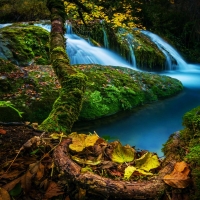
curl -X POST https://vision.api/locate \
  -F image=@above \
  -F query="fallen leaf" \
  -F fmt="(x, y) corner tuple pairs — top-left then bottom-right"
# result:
(0, 187), (10, 200)
(163, 161), (191, 188)
(111, 142), (135, 163)
(3, 177), (22, 191)
(124, 166), (136, 180)
(21, 170), (33, 193)
(1, 170), (22, 179)
(44, 181), (63, 199)
(71, 155), (102, 166)
(135, 152), (160, 172)
(29, 161), (44, 180)
(0, 129), (6, 135)
(69, 132), (99, 152)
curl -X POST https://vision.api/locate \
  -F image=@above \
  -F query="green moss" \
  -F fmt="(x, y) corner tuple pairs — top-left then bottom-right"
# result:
(0, 24), (50, 66)
(0, 64), (183, 123)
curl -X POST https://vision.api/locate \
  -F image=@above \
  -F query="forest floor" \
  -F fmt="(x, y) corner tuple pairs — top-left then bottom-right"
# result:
(0, 123), (69, 200)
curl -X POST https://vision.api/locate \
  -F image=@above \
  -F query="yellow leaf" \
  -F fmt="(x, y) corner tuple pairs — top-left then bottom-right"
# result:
(50, 133), (67, 140)
(111, 142), (135, 163)
(69, 132), (99, 152)
(135, 169), (153, 176)
(135, 152), (160, 172)
(163, 161), (191, 188)
(71, 155), (102, 166)
(124, 166), (136, 180)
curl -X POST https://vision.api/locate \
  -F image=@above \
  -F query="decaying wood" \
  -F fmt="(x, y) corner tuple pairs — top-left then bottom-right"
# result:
(54, 138), (177, 200)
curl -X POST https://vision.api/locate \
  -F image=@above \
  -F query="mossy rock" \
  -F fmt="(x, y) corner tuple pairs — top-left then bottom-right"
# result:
(0, 24), (50, 66)
(0, 61), (183, 123)
(162, 106), (200, 199)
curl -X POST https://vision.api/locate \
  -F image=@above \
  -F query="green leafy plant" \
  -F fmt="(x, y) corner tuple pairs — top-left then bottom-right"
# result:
(0, 101), (23, 117)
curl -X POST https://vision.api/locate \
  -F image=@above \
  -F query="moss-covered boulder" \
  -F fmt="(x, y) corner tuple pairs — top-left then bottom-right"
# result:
(0, 59), (183, 123)
(0, 24), (50, 66)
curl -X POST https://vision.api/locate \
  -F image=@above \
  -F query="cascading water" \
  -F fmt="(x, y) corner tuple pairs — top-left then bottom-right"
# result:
(142, 30), (188, 70)
(65, 25), (132, 68)
(126, 33), (137, 68)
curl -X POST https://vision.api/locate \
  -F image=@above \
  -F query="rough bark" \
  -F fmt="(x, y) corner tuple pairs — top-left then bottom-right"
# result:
(54, 138), (177, 200)
(39, 0), (87, 133)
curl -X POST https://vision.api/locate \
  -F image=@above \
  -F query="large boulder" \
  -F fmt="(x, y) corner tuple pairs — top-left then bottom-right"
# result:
(0, 23), (50, 66)
(0, 59), (183, 123)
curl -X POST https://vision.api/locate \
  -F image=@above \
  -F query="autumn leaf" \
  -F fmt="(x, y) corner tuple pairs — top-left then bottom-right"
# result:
(0, 129), (6, 135)
(50, 133), (67, 140)
(71, 154), (102, 166)
(81, 166), (93, 173)
(163, 161), (191, 188)
(21, 170), (33, 193)
(111, 142), (135, 163)
(0, 187), (10, 200)
(44, 181), (63, 199)
(3, 177), (21, 192)
(124, 166), (136, 180)
(29, 161), (45, 181)
(68, 132), (99, 152)
(135, 152), (160, 172)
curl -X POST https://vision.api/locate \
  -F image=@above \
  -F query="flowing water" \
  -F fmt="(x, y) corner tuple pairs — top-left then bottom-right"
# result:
(1, 23), (200, 156)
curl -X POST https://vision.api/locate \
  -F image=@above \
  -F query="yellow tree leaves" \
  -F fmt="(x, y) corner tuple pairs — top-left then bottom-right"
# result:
(163, 161), (191, 188)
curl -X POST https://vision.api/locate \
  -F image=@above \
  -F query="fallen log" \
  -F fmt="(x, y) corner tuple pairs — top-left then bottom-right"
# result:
(53, 138), (176, 200)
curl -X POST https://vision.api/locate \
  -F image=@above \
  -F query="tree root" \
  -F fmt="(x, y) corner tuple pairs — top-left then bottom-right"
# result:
(53, 138), (176, 200)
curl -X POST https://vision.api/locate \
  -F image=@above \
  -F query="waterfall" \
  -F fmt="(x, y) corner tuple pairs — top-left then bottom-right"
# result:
(102, 28), (109, 49)
(142, 30), (187, 70)
(127, 42), (137, 68)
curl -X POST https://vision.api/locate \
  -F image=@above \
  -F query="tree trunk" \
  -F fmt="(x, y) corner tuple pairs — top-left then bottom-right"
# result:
(39, 0), (87, 134)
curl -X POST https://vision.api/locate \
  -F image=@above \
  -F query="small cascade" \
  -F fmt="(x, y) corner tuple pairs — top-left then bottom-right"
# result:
(0, 23), (12, 29)
(102, 28), (109, 49)
(127, 42), (137, 68)
(100, 20), (109, 48)
(142, 30), (187, 70)
(126, 34), (137, 68)
(34, 23), (51, 32)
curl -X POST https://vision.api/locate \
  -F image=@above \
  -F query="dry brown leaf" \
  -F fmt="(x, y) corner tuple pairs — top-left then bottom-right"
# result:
(0, 129), (6, 135)
(163, 161), (191, 188)
(3, 176), (21, 191)
(44, 181), (63, 199)
(1, 170), (22, 179)
(29, 161), (45, 180)
(0, 187), (10, 200)
(40, 178), (49, 190)
(21, 170), (33, 193)
(36, 163), (45, 180)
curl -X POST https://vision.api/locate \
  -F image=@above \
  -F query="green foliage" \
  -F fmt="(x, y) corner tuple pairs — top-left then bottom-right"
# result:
(182, 106), (200, 132)
(185, 145), (200, 165)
